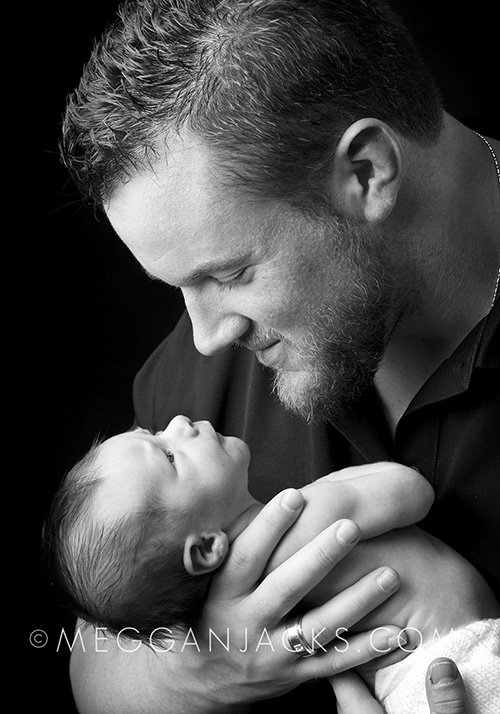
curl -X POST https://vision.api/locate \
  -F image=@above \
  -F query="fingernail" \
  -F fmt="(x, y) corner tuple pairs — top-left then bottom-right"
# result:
(388, 630), (407, 649)
(370, 629), (405, 653)
(430, 659), (459, 685)
(281, 489), (304, 513)
(370, 629), (391, 652)
(336, 520), (361, 546)
(377, 569), (400, 593)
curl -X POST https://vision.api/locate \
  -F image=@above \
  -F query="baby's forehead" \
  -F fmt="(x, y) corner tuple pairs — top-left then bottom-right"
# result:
(93, 432), (161, 517)
(97, 430), (151, 465)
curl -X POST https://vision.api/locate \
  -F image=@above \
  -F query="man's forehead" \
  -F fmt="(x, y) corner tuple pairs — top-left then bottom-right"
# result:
(107, 136), (224, 236)
(106, 139), (282, 285)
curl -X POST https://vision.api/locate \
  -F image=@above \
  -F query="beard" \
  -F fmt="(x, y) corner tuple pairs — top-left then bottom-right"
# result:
(238, 211), (416, 424)
(272, 289), (392, 424)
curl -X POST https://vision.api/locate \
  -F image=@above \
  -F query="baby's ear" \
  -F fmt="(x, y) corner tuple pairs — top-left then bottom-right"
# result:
(183, 531), (229, 576)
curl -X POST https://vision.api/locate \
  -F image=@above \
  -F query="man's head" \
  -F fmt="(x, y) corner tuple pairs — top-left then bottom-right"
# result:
(61, 0), (444, 420)
(62, 0), (442, 207)
(106, 129), (420, 422)
(44, 416), (252, 642)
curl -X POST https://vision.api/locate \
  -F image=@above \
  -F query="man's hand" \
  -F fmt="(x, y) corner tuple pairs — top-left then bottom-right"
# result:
(71, 486), (403, 713)
(329, 658), (470, 714)
(186, 487), (403, 708)
(329, 671), (385, 713)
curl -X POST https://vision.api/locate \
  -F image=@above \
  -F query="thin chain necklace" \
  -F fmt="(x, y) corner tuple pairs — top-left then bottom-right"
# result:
(472, 130), (500, 308)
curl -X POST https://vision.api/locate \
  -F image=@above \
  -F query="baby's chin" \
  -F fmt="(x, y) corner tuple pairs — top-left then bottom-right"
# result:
(222, 434), (251, 465)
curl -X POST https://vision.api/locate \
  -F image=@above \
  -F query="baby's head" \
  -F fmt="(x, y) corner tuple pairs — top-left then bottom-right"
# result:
(44, 416), (252, 644)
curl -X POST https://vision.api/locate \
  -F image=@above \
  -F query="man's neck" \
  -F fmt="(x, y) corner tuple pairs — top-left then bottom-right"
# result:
(374, 115), (500, 434)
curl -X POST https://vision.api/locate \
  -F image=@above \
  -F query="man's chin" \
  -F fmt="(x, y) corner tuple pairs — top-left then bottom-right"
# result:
(272, 361), (375, 424)
(272, 367), (333, 424)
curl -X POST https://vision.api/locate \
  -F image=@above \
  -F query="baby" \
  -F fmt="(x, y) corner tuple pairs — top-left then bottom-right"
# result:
(44, 415), (499, 713)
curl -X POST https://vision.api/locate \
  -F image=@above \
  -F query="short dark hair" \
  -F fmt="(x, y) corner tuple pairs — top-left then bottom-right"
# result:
(43, 442), (213, 646)
(60, 0), (443, 208)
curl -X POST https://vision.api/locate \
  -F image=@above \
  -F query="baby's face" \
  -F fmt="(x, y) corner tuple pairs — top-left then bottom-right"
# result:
(94, 416), (252, 531)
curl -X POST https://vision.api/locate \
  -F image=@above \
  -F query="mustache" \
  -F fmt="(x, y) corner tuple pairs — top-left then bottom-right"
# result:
(234, 327), (283, 351)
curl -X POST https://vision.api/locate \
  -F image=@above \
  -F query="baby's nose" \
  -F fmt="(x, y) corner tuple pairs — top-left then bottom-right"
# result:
(167, 415), (198, 437)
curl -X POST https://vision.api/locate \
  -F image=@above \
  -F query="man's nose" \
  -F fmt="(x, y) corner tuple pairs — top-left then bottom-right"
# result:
(182, 288), (250, 356)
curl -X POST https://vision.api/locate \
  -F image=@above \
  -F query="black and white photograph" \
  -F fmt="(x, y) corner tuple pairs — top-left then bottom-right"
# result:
(30, 2), (498, 712)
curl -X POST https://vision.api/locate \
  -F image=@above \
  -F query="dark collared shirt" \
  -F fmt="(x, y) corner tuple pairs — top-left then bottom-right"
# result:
(134, 299), (500, 600)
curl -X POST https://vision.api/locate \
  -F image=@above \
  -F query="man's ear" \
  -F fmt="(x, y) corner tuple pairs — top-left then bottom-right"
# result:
(329, 118), (403, 223)
(183, 531), (229, 576)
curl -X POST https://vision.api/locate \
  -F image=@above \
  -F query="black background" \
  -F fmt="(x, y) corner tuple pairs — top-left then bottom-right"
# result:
(26, 2), (496, 711)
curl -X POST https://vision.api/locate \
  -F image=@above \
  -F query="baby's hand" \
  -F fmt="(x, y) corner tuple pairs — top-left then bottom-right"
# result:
(311, 461), (414, 483)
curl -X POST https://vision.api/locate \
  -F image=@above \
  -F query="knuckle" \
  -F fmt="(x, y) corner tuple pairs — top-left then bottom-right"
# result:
(226, 542), (258, 574)
(349, 590), (370, 615)
(327, 636), (372, 674)
(308, 615), (335, 647)
(430, 699), (468, 714)
(311, 542), (337, 571)
(260, 507), (288, 535)
(288, 658), (305, 683)
(329, 651), (354, 675)
(262, 580), (297, 614)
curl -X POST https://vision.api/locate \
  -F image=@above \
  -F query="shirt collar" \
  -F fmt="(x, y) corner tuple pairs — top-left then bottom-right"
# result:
(475, 296), (500, 368)
(405, 296), (500, 415)
(329, 298), (499, 458)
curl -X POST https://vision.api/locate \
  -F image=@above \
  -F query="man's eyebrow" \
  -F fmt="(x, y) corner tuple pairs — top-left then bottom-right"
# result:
(141, 253), (252, 287)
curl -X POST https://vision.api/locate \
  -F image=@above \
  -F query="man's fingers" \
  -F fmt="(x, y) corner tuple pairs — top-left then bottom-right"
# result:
(297, 624), (404, 680)
(212, 488), (305, 598)
(330, 670), (385, 714)
(425, 658), (470, 714)
(300, 566), (400, 648)
(250, 519), (363, 619)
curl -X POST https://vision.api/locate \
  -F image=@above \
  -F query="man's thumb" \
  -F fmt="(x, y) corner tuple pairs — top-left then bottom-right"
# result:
(425, 658), (469, 714)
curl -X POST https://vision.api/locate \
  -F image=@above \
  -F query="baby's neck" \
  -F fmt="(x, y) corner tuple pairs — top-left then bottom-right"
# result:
(226, 498), (263, 543)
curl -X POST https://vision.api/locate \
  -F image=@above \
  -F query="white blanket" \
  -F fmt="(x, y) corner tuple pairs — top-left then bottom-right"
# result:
(374, 619), (500, 713)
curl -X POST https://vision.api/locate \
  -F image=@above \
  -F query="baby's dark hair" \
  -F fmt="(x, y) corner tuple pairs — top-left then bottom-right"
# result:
(43, 441), (214, 646)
